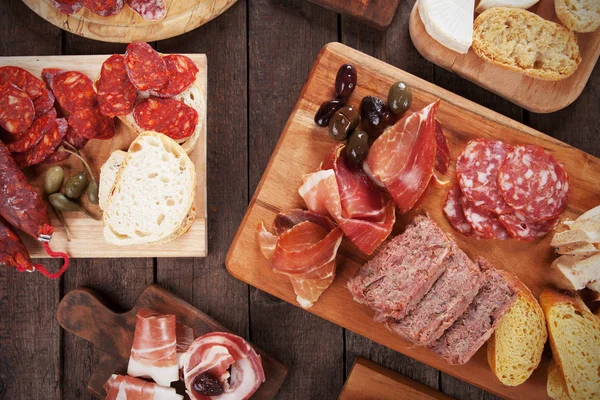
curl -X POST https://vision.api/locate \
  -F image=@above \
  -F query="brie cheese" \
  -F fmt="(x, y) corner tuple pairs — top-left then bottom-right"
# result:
(476, 0), (540, 13)
(418, 0), (474, 54)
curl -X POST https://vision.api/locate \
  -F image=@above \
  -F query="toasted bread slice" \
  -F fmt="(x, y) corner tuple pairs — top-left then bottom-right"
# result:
(473, 8), (581, 80)
(99, 150), (126, 210)
(540, 289), (600, 400)
(487, 281), (547, 386)
(555, 0), (600, 33)
(548, 359), (572, 400)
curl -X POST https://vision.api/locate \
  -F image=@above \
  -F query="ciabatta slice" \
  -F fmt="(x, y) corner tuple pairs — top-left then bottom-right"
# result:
(99, 150), (126, 210)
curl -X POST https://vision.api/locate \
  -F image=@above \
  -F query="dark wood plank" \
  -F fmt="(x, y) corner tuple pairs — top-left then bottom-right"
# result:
(309, 0), (401, 30)
(247, 1), (343, 399)
(0, 2), (63, 399)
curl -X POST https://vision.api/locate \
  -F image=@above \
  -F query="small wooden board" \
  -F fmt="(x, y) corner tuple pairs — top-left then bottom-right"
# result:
(0, 55), (207, 258)
(340, 358), (454, 400)
(308, 0), (400, 30)
(57, 284), (287, 399)
(226, 42), (600, 400)
(409, 0), (600, 113)
(23, 0), (237, 43)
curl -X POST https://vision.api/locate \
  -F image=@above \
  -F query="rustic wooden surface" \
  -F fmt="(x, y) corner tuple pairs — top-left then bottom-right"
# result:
(409, 0), (600, 113)
(307, 0), (401, 30)
(0, 0), (597, 399)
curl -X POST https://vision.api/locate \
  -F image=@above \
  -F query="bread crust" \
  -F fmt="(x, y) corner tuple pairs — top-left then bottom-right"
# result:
(555, 0), (600, 33)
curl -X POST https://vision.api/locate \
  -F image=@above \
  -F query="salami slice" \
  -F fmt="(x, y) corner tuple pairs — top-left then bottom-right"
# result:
(124, 42), (169, 91)
(51, 0), (84, 14)
(83, 0), (124, 16)
(97, 54), (137, 117)
(443, 184), (478, 237)
(0, 84), (35, 134)
(456, 139), (514, 214)
(0, 66), (46, 100)
(6, 111), (57, 153)
(42, 68), (66, 89)
(126, 0), (167, 21)
(33, 88), (55, 117)
(499, 212), (559, 240)
(68, 107), (115, 140)
(462, 196), (510, 239)
(51, 71), (97, 114)
(43, 119), (71, 163)
(134, 97), (198, 139)
(64, 125), (89, 149)
(498, 145), (569, 221)
(13, 120), (66, 168)
(150, 55), (199, 98)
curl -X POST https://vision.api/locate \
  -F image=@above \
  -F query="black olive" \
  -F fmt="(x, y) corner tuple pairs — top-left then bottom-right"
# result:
(192, 373), (224, 396)
(314, 98), (344, 127)
(346, 130), (370, 166)
(335, 64), (357, 101)
(328, 105), (360, 141)
(388, 81), (412, 116)
(360, 96), (390, 138)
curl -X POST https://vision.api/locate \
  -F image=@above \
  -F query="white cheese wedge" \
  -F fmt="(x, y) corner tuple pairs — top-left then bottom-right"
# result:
(475, 0), (540, 13)
(418, 0), (474, 54)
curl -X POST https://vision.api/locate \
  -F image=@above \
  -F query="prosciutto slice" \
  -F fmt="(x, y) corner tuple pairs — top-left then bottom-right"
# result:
(299, 145), (395, 255)
(127, 310), (179, 386)
(104, 374), (182, 400)
(364, 101), (440, 213)
(257, 209), (343, 309)
(181, 332), (265, 400)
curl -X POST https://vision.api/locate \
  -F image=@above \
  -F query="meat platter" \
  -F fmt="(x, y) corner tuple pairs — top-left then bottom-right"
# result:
(226, 42), (600, 399)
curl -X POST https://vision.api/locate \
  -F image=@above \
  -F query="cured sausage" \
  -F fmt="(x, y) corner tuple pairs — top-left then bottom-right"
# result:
(461, 197), (510, 239)
(33, 88), (55, 117)
(51, 71), (97, 114)
(0, 84), (35, 134)
(6, 110), (57, 153)
(97, 54), (137, 117)
(126, 0), (167, 21)
(150, 54), (199, 98)
(68, 107), (115, 140)
(456, 139), (514, 214)
(434, 120), (450, 175)
(83, 0), (124, 16)
(42, 68), (65, 89)
(443, 184), (479, 237)
(43, 119), (73, 164)
(133, 97), (197, 139)
(12, 120), (66, 167)
(124, 42), (168, 91)
(64, 123), (89, 149)
(0, 66), (46, 100)
(51, 0), (84, 14)
(499, 212), (559, 241)
(0, 216), (33, 271)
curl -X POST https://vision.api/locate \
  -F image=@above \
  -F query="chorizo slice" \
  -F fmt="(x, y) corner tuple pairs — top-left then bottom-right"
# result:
(0, 84), (35, 134)
(68, 107), (115, 140)
(97, 54), (137, 117)
(133, 97), (197, 140)
(124, 42), (168, 91)
(12, 119), (66, 168)
(83, 0), (124, 16)
(51, 71), (97, 114)
(6, 110), (57, 153)
(0, 66), (46, 100)
(51, 0), (84, 14)
(150, 54), (199, 98)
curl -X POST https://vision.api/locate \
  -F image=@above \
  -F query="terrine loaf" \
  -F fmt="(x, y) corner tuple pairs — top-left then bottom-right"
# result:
(346, 216), (452, 322)
(430, 258), (518, 365)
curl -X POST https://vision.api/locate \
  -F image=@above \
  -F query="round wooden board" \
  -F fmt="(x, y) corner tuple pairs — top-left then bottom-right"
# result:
(22, 0), (238, 43)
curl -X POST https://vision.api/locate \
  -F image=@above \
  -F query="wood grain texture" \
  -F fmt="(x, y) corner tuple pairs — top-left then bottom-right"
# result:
(340, 358), (454, 400)
(226, 42), (600, 400)
(57, 285), (287, 399)
(409, 0), (600, 113)
(22, 0), (238, 43)
(308, 0), (400, 30)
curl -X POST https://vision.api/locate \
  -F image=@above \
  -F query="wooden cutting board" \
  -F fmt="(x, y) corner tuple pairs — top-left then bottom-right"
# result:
(22, 0), (237, 43)
(307, 0), (400, 30)
(0, 55), (207, 258)
(57, 284), (287, 399)
(340, 358), (454, 400)
(409, 0), (600, 113)
(226, 42), (600, 399)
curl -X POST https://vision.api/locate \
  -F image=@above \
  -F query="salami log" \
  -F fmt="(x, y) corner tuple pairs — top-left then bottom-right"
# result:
(97, 54), (137, 117)
(0, 216), (34, 271)
(6, 110), (57, 153)
(462, 197), (510, 239)
(83, 0), (124, 16)
(443, 184), (478, 237)
(499, 212), (559, 241)
(150, 54), (199, 98)
(13, 120), (66, 168)
(68, 107), (115, 140)
(51, 71), (97, 114)
(51, 0), (84, 14)
(124, 42), (169, 91)
(126, 0), (167, 21)
(0, 84), (35, 134)
(134, 97), (197, 139)
(0, 66), (46, 100)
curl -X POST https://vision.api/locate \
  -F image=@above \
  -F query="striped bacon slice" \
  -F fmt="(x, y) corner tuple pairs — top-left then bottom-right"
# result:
(104, 374), (182, 400)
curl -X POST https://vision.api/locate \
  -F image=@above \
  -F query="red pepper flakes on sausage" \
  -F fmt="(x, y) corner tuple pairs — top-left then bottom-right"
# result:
(0, 84), (35, 134)
(68, 107), (115, 140)
(51, 71), (97, 114)
(12, 119), (66, 168)
(6, 110), (57, 153)
(150, 54), (199, 98)
(97, 54), (137, 117)
(134, 97), (198, 139)
(51, 0), (84, 15)
(126, 0), (167, 21)
(124, 42), (169, 91)
(83, 0), (124, 16)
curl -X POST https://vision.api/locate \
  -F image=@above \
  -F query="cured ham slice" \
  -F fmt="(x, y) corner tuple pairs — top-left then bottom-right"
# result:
(104, 375), (182, 400)
(364, 101), (440, 213)
(299, 145), (396, 255)
(177, 321), (195, 367)
(181, 332), (265, 400)
(127, 310), (179, 386)
(257, 209), (343, 308)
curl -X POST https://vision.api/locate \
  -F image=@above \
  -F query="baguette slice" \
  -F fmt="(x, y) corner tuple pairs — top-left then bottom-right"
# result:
(547, 359), (572, 400)
(540, 289), (600, 400)
(555, 0), (600, 33)
(99, 150), (126, 210)
(473, 8), (581, 80)
(103, 131), (196, 246)
(487, 281), (547, 386)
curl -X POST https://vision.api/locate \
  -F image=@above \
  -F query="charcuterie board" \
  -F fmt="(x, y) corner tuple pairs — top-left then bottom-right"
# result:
(226, 42), (600, 399)
(22, 0), (237, 43)
(307, 0), (400, 30)
(409, 0), (600, 113)
(57, 284), (288, 399)
(339, 358), (453, 400)
(0, 55), (207, 258)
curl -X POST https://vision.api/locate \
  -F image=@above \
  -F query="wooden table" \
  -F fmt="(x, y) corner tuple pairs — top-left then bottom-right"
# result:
(0, 1), (597, 399)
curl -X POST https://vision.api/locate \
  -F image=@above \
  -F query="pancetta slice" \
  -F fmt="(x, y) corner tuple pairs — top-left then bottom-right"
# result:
(181, 332), (265, 400)
(104, 374), (182, 400)
(127, 310), (179, 386)
(364, 101), (440, 213)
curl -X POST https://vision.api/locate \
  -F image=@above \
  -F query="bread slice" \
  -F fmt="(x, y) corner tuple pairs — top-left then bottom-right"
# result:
(540, 289), (600, 400)
(473, 8), (581, 80)
(547, 359), (572, 400)
(487, 281), (547, 386)
(99, 150), (126, 210)
(555, 0), (600, 33)
(551, 253), (600, 291)
(103, 131), (196, 246)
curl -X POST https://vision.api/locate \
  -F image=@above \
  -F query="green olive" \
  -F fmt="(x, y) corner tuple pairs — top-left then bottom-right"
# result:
(86, 180), (99, 205)
(328, 105), (360, 141)
(43, 166), (64, 195)
(64, 172), (89, 199)
(388, 81), (412, 116)
(346, 129), (369, 166)
(49, 193), (82, 212)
